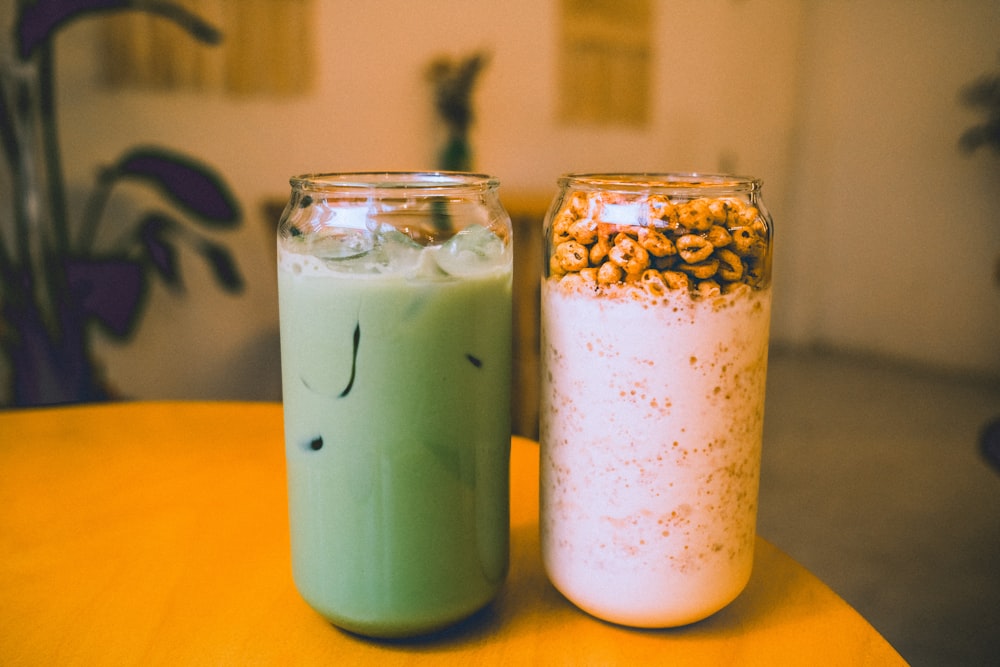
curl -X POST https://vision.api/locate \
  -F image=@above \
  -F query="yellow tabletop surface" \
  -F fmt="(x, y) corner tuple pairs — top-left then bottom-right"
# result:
(0, 402), (906, 665)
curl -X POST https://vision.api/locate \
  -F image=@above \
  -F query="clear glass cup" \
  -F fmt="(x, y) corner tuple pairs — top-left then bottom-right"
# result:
(276, 172), (512, 637)
(539, 173), (773, 627)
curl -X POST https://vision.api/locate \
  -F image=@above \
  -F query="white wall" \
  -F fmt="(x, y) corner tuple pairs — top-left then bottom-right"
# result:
(5, 0), (998, 401)
(779, 1), (1000, 377)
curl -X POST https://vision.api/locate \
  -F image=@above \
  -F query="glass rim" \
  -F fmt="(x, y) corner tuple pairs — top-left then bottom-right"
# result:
(290, 171), (500, 193)
(559, 172), (762, 195)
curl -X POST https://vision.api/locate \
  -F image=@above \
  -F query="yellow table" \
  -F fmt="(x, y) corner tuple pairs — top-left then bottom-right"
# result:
(0, 402), (906, 665)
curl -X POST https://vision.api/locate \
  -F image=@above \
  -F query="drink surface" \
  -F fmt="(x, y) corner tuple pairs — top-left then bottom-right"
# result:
(278, 228), (511, 637)
(540, 281), (771, 627)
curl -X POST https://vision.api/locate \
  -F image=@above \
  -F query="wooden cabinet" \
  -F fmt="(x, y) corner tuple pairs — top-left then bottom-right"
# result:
(506, 194), (549, 439)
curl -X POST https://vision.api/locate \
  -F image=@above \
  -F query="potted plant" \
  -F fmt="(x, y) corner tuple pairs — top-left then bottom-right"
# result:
(1, 0), (243, 407)
(425, 50), (490, 172)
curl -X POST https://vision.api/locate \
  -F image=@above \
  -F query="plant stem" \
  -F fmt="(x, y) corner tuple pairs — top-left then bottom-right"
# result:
(7, 64), (36, 282)
(77, 166), (117, 253)
(37, 41), (70, 256)
(0, 61), (19, 176)
(0, 77), (17, 275)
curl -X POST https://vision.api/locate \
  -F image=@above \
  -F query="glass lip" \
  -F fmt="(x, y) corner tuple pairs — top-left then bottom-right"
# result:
(290, 171), (500, 193)
(559, 172), (761, 195)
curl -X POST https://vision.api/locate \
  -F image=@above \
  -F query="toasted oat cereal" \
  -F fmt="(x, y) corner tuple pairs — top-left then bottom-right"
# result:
(545, 186), (771, 299)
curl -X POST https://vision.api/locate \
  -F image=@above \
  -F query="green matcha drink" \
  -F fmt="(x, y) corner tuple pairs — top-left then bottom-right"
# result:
(276, 173), (512, 638)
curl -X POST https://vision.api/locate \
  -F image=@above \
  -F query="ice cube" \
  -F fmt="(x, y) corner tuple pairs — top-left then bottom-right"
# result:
(434, 225), (508, 277)
(375, 226), (424, 275)
(309, 227), (375, 261)
(406, 246), (447, 280)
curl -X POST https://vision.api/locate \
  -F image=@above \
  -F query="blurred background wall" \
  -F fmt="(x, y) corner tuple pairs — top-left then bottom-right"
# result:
(3, 0), (999, 401)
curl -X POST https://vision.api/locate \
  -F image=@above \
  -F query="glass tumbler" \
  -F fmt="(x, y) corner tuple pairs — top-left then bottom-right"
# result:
(276, 172), (512, 637)
(539, 173), (773, 627)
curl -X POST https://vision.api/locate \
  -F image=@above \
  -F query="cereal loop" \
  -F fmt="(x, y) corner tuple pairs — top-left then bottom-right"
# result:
(638, 227), (677, 257)
(678, 198), (713, 232)
(608, 234), (650, 275)
(547, 186), (770, 298)
(676, 235), (714, 264)
(598, 262), (624, 285)
(556, 240), (589, 272)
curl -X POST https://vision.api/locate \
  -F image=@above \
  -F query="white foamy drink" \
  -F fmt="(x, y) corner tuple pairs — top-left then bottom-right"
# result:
(539, 174), (774, 627)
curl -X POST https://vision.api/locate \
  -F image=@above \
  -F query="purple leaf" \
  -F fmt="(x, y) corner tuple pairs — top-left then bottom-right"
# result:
(17, 0), (126, 60)
(199, 241), (244, 293)
(17, 0), (222, 60)
(137, 213), (182, 288)
(64, 257), (147, 339)
(115, 146), (240, 226)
